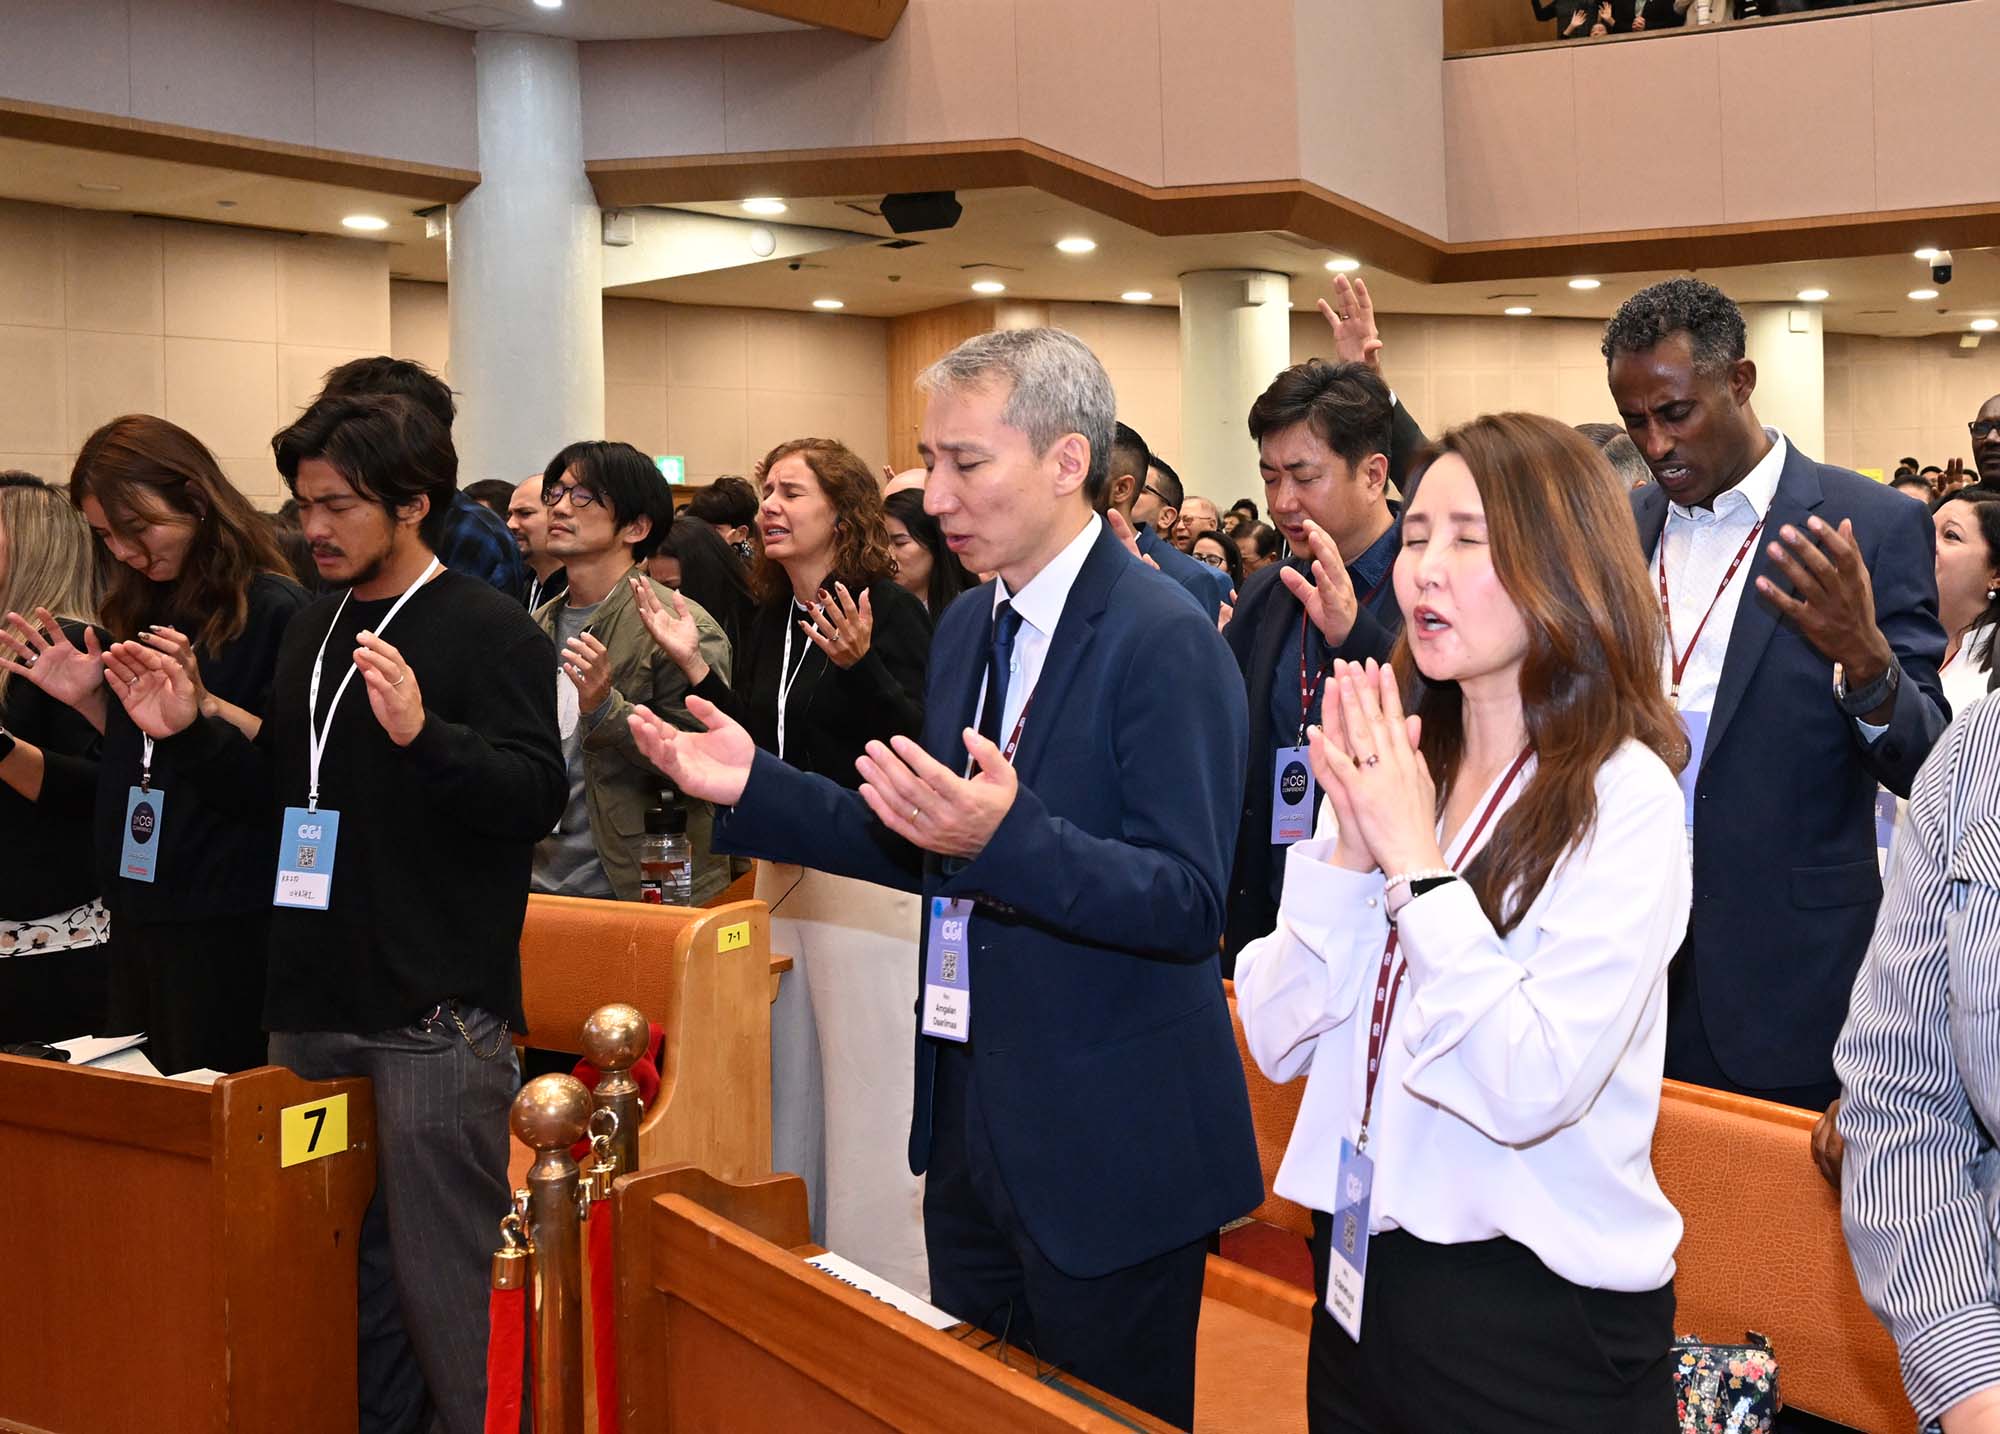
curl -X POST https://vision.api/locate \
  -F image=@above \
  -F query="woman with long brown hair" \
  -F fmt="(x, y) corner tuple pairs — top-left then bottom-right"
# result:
(635, 435), (933, 1299)
(1235, 413), (1691, 1432)
(0, 474), (111, 1040)
(13, 416), (306, 1074)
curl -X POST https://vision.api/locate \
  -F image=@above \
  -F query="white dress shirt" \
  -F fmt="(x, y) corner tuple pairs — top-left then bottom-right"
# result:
(974, 514), (1101, 741)
(1233, 740), (1692, 1292)
(1941, 620), (1996, 717)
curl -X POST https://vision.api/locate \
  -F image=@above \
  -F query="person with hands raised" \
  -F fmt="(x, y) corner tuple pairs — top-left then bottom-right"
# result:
(1235, 413), (1691, 1433)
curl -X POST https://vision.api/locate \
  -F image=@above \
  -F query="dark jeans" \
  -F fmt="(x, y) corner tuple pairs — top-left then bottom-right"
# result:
(1308, 1215), (1676, 1434)
(923, 1043), (1209, 1429)
(271, 1005), (519, 1434)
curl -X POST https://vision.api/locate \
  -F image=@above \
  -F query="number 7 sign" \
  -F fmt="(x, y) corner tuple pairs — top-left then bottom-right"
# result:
(280, 1093), (350, 1168)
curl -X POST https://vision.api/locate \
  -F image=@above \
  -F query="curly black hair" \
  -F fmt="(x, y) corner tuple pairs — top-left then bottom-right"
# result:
(1600, 277), (1746, 378)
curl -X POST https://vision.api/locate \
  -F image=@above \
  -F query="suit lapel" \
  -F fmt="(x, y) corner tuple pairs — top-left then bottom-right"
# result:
(1632, 483), (1669, 560)
(1703, 446), (1825, 765)
(939, 585), (996, 765)
(1008, 526), (1120, 779)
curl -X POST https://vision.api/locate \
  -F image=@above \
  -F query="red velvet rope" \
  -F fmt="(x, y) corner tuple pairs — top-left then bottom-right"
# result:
(590, 1198), (619, 1434)
(483, 1281), (526, 1434)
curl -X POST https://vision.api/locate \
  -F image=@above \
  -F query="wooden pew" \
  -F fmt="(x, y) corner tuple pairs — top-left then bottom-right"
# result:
(1653, 1079), (1911, 1431)
(512, 893), (775, 1187)
(0, 1057), (374, 1434)
(611, 1164), (1182, 1432)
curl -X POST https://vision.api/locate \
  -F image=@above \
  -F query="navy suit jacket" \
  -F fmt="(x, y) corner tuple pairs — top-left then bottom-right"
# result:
(1137, 526), (1233, 621)
(715, 523), (1262, 1278)
(1634, 443), (1948, 1090)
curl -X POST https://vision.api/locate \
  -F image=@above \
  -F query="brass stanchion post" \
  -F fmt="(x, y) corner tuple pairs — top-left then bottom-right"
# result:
(580, 1003), (648, 1178)
(511, 1073), (591, 1434)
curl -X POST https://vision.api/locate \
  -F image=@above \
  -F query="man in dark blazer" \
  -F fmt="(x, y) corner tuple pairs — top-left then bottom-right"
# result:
(1221, 355), (1429, 966)
(1104, 421), (1231, 622)
(1606, 278), (1948, 1110)
(629, 327), (1260, 1428)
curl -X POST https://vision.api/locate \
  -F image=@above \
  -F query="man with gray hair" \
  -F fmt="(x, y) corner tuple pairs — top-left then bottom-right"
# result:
(627, 326), (1260, 1426)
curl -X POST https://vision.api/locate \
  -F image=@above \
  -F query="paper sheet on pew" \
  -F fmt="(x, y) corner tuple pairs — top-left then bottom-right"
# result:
(47, 1033), (218, 1082)
(804, 1252), (956, 1331)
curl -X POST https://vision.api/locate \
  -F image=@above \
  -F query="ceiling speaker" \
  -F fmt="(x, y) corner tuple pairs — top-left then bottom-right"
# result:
(880, 191), (962, 234)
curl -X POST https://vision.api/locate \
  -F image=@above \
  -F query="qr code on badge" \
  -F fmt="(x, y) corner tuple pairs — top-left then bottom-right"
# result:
(940, 952), (958, 984)
(295, 845), (317, 870)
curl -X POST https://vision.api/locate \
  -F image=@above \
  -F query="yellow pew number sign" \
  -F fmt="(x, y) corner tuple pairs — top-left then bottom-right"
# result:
(280, 1093), (349, 1167)
(718, 921), (751, 952)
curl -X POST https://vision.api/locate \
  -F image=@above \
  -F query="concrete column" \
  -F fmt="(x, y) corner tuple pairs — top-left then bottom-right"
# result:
(1177, 270), (1292, 506)
(1743, 302), (1824, 460)
(447, 32), (603, 486)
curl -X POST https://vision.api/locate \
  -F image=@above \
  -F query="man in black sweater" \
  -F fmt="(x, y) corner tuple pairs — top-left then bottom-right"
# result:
(103, 394), (564, 1434)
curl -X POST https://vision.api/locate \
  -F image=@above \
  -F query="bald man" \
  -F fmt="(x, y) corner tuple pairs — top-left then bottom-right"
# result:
(1968, 392), (2000, 489)
(506, 475), (567, 610)
(885, 466), (928, 497)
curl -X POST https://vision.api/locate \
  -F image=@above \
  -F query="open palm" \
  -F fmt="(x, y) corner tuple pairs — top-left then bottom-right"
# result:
(1, 609), (106, 710)
(629, 695), (755, 806)
(102, 641), (199, 739)
(630, 577), (703, 674)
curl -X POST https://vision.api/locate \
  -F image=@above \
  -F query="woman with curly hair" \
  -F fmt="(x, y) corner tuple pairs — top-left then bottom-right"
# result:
(635, 434), (933, 1296)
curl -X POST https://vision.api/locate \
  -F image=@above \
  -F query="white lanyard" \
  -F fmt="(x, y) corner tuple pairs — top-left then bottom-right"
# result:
(775, 600), (816, 761)
(306, 558), (440, 812)
(140, 735), (154, 791)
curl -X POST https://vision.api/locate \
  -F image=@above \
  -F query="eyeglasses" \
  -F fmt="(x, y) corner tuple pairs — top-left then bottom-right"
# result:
(541, 481), (602, 509)
(1969, 420), (2000, 440)
(1143, 484), (1170, 504)
(1195, 551), (1228, 569)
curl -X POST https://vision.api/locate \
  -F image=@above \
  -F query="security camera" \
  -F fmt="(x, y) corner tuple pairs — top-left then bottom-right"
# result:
(1933, 250), (1954, 285)
(787, 261), (803, 272)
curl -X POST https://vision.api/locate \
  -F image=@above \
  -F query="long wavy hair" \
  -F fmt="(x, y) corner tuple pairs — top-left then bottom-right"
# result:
(749, 438), (896, 606)
(1391, 412), (1688, 937)
(71, 415), (289, 651)
(0, 473), (99, 706)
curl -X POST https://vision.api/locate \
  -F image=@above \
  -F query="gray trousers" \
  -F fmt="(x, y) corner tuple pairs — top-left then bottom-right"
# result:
(271, 1006), (519, 1434)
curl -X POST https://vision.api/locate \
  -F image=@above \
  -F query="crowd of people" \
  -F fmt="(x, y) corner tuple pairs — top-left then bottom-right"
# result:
(1533, 0), (1882, 40)
(0, 270), (1997, 1432)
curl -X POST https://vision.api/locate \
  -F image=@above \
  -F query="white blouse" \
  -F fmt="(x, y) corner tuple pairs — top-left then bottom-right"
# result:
(1233, 739), (1692, 1293)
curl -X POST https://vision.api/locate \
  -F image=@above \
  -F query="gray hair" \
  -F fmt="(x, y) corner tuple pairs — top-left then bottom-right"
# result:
(917, 327), (1116, 502)
(1600, 433), (1654, 489)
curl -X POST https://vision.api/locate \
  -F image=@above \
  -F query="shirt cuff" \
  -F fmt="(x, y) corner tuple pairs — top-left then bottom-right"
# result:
(1901, 1304), (2000, 1428)
(1856, 715), (1889, 742)
(1279, 839), (1388, 954)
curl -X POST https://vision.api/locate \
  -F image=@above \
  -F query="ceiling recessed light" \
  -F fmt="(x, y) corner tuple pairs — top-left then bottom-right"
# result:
(1796, 288), (1830, 302)
(1325, 257), (1361, 274)
(740, 198), (787, 216)
(342, 214), (389, 232)
(532, 0), (562, 8)
(1119, 290), (1153, 303)
(1914, 248), (1941, 261)
(1909, 288), (1940, 301)
(1504, 306), (1533, 317)
(1054, 237), (1097, 255)
(812, 298), (845, 310)
(971, 279), (1007, 295)
(1973, 318), (1998, 333)
(1567, 278), (1601, 291)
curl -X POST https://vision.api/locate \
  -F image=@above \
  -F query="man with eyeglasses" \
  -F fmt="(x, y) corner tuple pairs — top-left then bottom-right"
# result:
(1962, 397), (2000, 491)
(1101, 423), (1232, 622)
(532, 441), (734, 904)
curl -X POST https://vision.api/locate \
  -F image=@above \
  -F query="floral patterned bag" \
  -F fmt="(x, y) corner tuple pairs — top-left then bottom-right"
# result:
(1674, 1332), (1780, 1434)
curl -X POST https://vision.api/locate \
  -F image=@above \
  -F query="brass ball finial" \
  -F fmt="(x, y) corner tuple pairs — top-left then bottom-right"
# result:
(579, 1003), (649, 1071)
(509, 1073), (593, 1153)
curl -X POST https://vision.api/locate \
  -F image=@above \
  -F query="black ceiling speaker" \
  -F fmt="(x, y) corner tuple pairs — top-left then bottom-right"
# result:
(880, 191), (962, 234)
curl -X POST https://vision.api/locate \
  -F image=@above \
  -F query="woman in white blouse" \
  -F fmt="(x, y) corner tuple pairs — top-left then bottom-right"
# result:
(1932, 486), (1998, 713)
(1234, 413), (1693, 1433)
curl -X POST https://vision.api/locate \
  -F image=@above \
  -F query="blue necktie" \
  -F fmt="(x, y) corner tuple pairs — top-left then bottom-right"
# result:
(977, 600), (1023, 749)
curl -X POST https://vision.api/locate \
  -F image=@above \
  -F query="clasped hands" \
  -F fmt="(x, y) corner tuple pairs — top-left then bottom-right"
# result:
(629, 699), (1018, 860)
(1307, 658), (1445, 883)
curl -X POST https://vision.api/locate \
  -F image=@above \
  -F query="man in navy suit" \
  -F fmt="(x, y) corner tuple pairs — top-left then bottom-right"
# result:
(1104, 421), (1232, 622)
(629, 327), (1260, 1427)
(1605, 278), (1949, 1110)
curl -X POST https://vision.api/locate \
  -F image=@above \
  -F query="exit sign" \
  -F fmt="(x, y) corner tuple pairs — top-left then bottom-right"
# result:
(655, 455), (686, 484)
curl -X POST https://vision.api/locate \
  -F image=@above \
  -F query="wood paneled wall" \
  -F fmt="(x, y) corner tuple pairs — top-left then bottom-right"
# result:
(1444, 0), (1549, 53)
(884, 299), (1049, 470)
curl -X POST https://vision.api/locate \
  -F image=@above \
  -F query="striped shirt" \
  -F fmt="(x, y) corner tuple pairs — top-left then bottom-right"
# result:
(1835, 692), (2000, 1430)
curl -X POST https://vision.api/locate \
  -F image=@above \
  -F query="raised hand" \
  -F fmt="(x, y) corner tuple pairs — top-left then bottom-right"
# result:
(1754, 517), (1894, 698)
(1, 608), (108, 720)
(1315, 659), (1438, 881)
(1317, 275), (1383, 371)
(101, 639), (199, 739)
(801, 582), (873, 669)
(352, 631), (426, 747)
(1278, 520), (1361, 645)
(1106, 509), (1161, 570)
(855, 729), (1019, 859)
(630, 576), (710, 683)
(1305, 670), (1378, 874)
(562, 629), (614, 714)
(139, 625), (210, 707)
(629, 695), (755, 806)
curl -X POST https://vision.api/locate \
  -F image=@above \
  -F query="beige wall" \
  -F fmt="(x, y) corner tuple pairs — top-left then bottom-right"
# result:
(391, 282), (891, 485)
(0, 197), (391, 506)
(1824, 331), (2000, 476)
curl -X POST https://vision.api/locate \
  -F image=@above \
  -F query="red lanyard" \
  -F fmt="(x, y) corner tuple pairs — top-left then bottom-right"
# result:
(1297, 569), (1392, 738)
(1358, 746), (1534, 1148)
(1658, 518), (1766, 704)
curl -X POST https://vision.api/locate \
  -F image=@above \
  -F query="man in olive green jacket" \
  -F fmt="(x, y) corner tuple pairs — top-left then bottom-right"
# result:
(531, 442), (733, 904)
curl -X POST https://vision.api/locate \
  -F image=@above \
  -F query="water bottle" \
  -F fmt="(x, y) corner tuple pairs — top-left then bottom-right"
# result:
(636, 804), (691, 906)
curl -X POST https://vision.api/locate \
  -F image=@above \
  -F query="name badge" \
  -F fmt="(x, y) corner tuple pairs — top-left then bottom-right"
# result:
(1326, 1138), (1374, 1341)
(121, 786), (164, 884)
(1271, 745), (1315, 845)
(922, 897), (973, 1042)
(273, 806), (340, 911)
(1676, 709), (1709, 833)
(1875, 789), (1899, 873)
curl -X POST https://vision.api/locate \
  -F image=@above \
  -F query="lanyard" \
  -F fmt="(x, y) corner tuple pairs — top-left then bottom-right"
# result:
(1358, 745), (1533, 1149)
(139, 735), (154, 792)
(775, 600), (817, 761)
(306, 558), (440, 812)
(1658, 515), (1766, 706)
